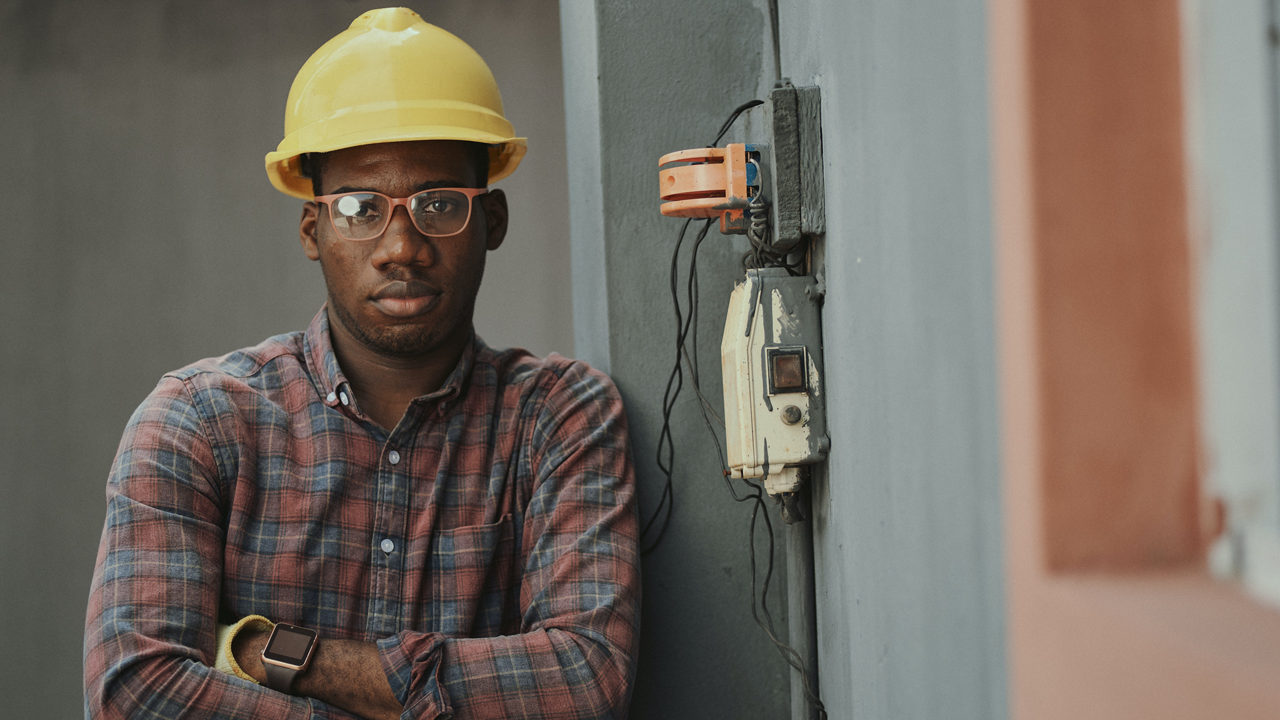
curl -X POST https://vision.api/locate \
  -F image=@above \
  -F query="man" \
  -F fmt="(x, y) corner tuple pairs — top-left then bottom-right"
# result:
(83, 8), (639, 719)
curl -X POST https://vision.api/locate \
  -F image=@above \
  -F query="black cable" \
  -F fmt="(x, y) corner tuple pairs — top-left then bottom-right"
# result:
(681, 234), (827, 718)
(640, 218), (714, 555)
(640, 218), (691, 552)
(767, 0), (783, 84)
(743, 477), (826, 718)
(681, 220), (725, 427)
(709, 99), (764, 148)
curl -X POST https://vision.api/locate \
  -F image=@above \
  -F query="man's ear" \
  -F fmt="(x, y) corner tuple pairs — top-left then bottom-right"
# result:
(300, 201), (321, 261)
(481, 189), (509, 251)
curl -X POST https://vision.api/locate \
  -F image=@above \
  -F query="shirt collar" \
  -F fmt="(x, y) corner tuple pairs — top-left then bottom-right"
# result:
(303, 306), (348, 406)
(429, 331), (477, 407)
(303, 305), (478, 411)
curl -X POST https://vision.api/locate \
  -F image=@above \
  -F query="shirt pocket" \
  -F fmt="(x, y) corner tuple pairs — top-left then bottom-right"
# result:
(428, 513), (517, 637)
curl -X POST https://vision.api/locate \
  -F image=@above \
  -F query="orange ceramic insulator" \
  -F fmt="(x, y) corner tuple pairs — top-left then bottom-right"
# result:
(658, 144), (751, 219)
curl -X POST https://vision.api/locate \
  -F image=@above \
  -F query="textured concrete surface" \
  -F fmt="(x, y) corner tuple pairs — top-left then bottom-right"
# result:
(0, 2), (570, 716)
(563, 0), (1007, 717)
(774, 0), (1008, 718)
(562, 0), (797, 717)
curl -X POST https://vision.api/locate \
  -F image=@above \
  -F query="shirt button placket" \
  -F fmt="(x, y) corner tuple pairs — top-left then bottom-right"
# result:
(368, 441), (408, 637)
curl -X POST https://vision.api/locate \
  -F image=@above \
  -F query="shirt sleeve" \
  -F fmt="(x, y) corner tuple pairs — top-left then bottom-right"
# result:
(378, 361), (641, 720)
(82, 376), (356, 719)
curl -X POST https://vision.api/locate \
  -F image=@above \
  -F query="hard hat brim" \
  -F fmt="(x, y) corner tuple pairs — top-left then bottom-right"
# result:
(266, 133), (526, 200)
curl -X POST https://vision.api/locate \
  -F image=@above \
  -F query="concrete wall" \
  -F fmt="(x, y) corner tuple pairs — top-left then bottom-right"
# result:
(0, 2), (570, 716)
(561, 1), (797, 717)
(771, 1), (1008, 718)
(563, 1), (1005, 718)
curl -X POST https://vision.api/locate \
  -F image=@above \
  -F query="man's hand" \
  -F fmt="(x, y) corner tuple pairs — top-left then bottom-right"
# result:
(232, 627), (403, 720)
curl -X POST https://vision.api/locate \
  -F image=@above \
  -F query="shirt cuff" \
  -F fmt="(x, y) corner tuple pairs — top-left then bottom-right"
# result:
(214, 615), (275, 683)
(377, 631), (452, 719)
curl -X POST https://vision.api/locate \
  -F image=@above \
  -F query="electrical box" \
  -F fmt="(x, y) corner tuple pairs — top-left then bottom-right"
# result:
(654, 84), (826, 522)
(721, 267), (828, 497)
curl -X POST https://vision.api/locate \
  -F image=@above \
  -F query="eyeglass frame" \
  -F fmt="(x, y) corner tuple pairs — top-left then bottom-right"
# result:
(313, 187), (489, 240)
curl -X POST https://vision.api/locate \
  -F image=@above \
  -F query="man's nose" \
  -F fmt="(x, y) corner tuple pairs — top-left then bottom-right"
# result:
(372, 205), (434, 267)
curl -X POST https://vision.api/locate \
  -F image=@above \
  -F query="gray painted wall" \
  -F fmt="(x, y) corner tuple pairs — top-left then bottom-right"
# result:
(777, 1), (1007, 718)
(0, 2), (570, 716)
(563, 0), (1007, 718)
(561, 0), (797, 717)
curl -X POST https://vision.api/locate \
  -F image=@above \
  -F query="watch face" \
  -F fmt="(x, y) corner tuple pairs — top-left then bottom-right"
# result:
(262, 624), (317, 666)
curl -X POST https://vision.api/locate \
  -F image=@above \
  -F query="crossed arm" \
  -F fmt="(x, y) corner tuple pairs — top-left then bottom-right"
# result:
(84, 370), (639, 719)
(230, 629), (401, 720)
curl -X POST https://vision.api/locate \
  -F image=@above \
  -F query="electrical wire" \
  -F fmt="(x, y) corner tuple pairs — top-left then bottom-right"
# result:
(681, 219), (725, 429)
(767, 0), (783, 84)
(639, 99), (827, 719)
(688, 272), (827, 719)
(743, 160), (806, 274)
(688, 257), (827, 719)
(709, 99), (764, 148)
(640, 218), (715, 555)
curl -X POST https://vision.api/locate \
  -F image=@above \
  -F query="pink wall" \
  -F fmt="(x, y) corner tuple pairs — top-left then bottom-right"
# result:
(990, 0), (1280, 716)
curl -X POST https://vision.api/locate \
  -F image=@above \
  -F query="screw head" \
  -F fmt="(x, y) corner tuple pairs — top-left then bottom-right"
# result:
(781, 405), (803, 425)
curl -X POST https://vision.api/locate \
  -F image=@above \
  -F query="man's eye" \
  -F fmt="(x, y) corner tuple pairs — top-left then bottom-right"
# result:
(336, 195), (379, 218)
(422, 199), (458, 214)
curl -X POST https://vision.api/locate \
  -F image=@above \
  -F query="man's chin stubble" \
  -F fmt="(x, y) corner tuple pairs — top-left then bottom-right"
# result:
(330, 298), (445, 359)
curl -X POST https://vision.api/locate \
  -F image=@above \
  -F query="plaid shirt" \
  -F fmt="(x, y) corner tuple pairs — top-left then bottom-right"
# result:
(84, 308), (639, 719)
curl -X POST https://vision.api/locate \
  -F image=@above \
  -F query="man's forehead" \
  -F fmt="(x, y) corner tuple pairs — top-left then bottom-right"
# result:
(325, 140), (478, 184)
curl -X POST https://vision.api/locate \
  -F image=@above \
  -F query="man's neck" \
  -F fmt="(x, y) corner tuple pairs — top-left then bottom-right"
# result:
(326, 314), (470, 432)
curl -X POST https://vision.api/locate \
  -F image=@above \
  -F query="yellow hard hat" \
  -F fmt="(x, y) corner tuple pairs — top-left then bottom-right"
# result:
(265, 7), (527, 199)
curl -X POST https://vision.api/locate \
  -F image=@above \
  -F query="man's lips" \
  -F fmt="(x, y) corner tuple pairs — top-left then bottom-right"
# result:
(371, 280), (441, 318)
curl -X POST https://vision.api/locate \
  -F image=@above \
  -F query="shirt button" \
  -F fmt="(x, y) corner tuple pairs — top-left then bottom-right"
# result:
(339, 391), (350, 406)
(326, 392), (337, 403)
(380, 538), (395, 554)
(388, 450), (401, 465)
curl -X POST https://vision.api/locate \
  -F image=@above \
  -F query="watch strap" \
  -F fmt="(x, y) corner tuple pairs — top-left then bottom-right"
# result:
(263, 660), (300, 694)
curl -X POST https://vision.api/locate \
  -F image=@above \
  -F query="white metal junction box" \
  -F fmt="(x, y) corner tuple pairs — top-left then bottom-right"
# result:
(721, 267), (829, 496)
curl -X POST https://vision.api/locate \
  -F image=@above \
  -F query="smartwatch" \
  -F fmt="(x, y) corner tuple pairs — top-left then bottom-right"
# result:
(260, 623), (319, 694)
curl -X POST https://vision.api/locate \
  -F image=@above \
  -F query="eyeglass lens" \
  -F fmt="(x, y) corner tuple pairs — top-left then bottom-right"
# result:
(329, 190), (473, 240)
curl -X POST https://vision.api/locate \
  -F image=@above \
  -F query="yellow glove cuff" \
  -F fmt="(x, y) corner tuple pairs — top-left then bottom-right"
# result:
(214, 615), (274, 684)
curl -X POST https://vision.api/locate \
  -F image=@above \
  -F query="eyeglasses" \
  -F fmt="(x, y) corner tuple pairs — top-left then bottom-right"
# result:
(314, 188), (488, 241)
